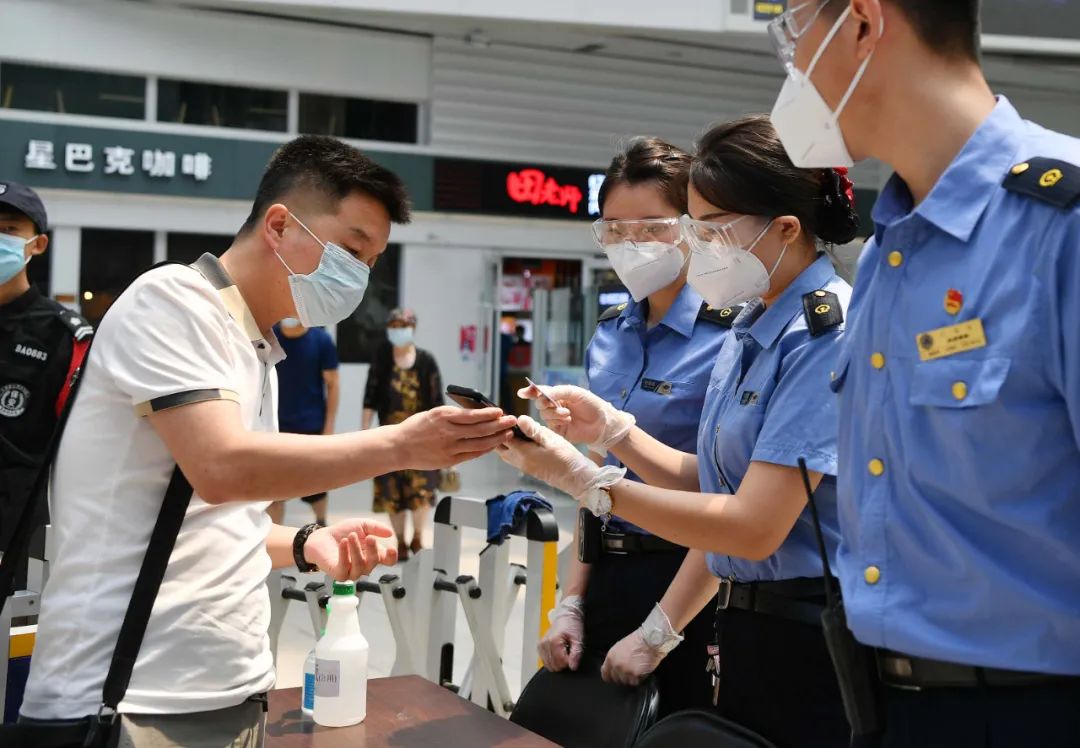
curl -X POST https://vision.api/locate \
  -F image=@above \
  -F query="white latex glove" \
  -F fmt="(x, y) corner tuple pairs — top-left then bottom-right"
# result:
(601, 604), (683, 686)
(538, 595), (585, 672)
(498, 416), (625, 515)
(517, 383), (635, 455)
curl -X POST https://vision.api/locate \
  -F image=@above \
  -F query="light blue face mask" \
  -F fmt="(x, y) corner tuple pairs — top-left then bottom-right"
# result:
(276, 212), (371, 327)
(0, 233), (34, 285)
(387, 327), (414, 347)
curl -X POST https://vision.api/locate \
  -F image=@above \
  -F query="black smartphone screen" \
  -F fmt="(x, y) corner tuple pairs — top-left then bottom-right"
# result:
(445, 384), (534, 442)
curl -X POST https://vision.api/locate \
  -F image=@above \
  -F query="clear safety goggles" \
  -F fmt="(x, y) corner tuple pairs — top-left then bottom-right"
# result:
(767, 0), (834, 74)
(591, 217), (683, 248)
(680, 214), (772, 253)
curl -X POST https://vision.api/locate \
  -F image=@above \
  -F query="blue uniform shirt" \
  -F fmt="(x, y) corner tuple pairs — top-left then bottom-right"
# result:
(835, 97), (1080, 674)
(699, 254), (850, 581)
(274, 325), (339, 434)
(586, 283), (731, 534)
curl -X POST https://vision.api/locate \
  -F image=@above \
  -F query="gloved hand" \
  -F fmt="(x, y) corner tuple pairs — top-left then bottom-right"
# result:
(517, 383), (635, 455)
(538, 595), (585, 671)
(498, 416), (625, 515)
(601, 604), (683, 686)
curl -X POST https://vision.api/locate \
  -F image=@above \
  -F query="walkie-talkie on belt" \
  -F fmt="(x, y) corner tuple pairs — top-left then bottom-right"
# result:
(798, 457), (885, 742)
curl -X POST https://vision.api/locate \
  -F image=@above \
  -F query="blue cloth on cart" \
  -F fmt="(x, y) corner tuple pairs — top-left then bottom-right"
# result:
(486, 490), (552, 544)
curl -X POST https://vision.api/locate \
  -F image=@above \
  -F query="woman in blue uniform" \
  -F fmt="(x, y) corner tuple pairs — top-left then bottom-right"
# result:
(538, 137), (732, 715)
(508, 115), (859, 747)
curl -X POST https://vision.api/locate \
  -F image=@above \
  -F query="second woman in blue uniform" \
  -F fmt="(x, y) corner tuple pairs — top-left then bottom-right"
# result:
(537, 137), (731, 715)
(508, 115), (859, 747)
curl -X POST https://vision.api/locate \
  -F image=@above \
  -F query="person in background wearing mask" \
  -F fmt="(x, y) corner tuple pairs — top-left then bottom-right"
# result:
(511, 116), (860, 747)
(362, 308), (445, 560)
(268, 317), (340, 526)
(0, 181), (92, 585)
(19, 136), (517, 745)
(769, 1), (1080, 744)
(539, 137), (732, 716)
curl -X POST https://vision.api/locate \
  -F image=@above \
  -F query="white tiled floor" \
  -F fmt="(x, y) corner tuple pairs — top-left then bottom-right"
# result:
(271, 454), (578, 701)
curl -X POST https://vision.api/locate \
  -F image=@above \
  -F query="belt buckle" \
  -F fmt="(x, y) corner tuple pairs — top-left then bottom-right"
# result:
(717, 577), (734, 609)
(879, 652), (922, 692)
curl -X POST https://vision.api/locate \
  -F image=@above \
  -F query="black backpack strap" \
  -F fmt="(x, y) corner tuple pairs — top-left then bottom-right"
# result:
(101, 464), (192, 710)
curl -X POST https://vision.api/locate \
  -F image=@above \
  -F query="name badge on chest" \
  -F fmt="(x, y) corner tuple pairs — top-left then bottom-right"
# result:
(916, 319), (987, 362)
(641, 378), (674, 396)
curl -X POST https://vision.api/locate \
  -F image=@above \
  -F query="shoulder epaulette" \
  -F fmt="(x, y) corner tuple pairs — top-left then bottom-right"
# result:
(597, 303), (627, 324)
(56, 307), (94, 341)
(1003, 157), (1080, 209)
(698, 302), (741, 328)
(802, 290), (843, 337)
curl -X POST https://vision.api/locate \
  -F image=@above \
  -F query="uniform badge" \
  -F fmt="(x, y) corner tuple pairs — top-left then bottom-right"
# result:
(641, 378), (674, 396)
(0, 383), (30, 418)
(944, 289), (963, 316)
(916, 319), (987, 362)
(740, 390), (760, 406)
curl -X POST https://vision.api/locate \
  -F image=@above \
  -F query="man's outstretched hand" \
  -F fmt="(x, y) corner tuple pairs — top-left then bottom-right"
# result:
(304, 518), (398, 580)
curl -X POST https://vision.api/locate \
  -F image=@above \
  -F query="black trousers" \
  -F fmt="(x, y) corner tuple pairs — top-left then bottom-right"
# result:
(582, 549), (715, 718)
(713, 606), (850, 748)
(872, 679), (1080, 748)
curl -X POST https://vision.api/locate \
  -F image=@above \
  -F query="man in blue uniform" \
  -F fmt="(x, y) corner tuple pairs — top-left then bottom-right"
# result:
(767, 0), (1080, 743)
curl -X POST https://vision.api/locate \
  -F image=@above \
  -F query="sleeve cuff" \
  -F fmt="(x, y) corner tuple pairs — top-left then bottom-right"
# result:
(751, 442), (837, 477)
(134, 388), (239, 417)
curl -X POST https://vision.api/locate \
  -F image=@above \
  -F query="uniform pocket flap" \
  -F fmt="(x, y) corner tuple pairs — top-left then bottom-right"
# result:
(909, 357), (1010, 408)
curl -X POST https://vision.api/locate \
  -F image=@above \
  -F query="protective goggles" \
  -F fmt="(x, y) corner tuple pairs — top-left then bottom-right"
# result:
(767, 0), (833, 74)
(590, 217), (682, 248)
(679, 215), (771, 253)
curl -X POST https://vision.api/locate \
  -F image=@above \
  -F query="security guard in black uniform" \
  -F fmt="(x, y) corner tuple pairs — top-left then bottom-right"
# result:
(0, 182), (92, 569)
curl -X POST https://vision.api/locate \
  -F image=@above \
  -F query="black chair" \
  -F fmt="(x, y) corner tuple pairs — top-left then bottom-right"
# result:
(510, 656), (659, 748)
(632, 709), (779, 748)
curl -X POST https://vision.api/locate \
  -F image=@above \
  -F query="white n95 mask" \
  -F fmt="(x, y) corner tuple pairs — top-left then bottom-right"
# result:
(604, 241), (687, 302)
(685, 218), (787, 309)
(277, 212), (371, 328)
(770, 6), (881, 168)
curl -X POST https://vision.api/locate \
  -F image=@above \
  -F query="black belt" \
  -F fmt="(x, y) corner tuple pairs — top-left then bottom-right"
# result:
(716, 576), (829, 628)
(876, 650), (1080, 690)
(600, 530), (683, 555)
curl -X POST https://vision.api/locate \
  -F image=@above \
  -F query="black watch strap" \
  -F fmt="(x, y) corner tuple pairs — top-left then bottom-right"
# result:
(293, 523), (321, 572)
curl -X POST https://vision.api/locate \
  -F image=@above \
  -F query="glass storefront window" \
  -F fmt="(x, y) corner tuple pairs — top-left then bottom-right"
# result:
(79, 228), (154, 326)
(299, 94), (419, 143)
(0, 63), (145, 119)
(336, 244), (401, 364)
(166, 232), (231, 265)
(157, 79), (287, 132)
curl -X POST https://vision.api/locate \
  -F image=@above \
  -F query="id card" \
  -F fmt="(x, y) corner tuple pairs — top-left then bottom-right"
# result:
(916, 319), (987, 362)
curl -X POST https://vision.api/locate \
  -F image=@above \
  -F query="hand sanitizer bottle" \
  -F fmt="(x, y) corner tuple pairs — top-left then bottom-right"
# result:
(313, 581), (369, 727)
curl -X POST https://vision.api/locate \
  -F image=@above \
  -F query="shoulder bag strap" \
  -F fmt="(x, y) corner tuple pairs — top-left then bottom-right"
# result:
(101, 464), (192, 710)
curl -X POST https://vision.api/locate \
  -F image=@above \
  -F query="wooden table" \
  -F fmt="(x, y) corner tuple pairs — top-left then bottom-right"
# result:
(265, 677), (557, 747)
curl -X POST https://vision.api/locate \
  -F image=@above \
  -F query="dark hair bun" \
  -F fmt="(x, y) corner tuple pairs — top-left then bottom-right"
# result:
(816, 169), (860, 245)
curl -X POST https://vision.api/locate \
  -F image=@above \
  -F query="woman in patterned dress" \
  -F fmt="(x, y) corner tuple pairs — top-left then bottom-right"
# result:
(362, 308), (444, 560)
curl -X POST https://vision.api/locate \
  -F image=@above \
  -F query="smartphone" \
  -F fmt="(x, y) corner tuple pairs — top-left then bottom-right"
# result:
(445, 384), (534, 442)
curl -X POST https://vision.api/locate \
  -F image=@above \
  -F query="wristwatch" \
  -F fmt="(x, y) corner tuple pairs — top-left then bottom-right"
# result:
(293, 523), (321, 572)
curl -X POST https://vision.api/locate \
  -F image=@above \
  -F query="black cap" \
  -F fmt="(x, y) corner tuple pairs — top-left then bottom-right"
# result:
(0, 181), (48, 234)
